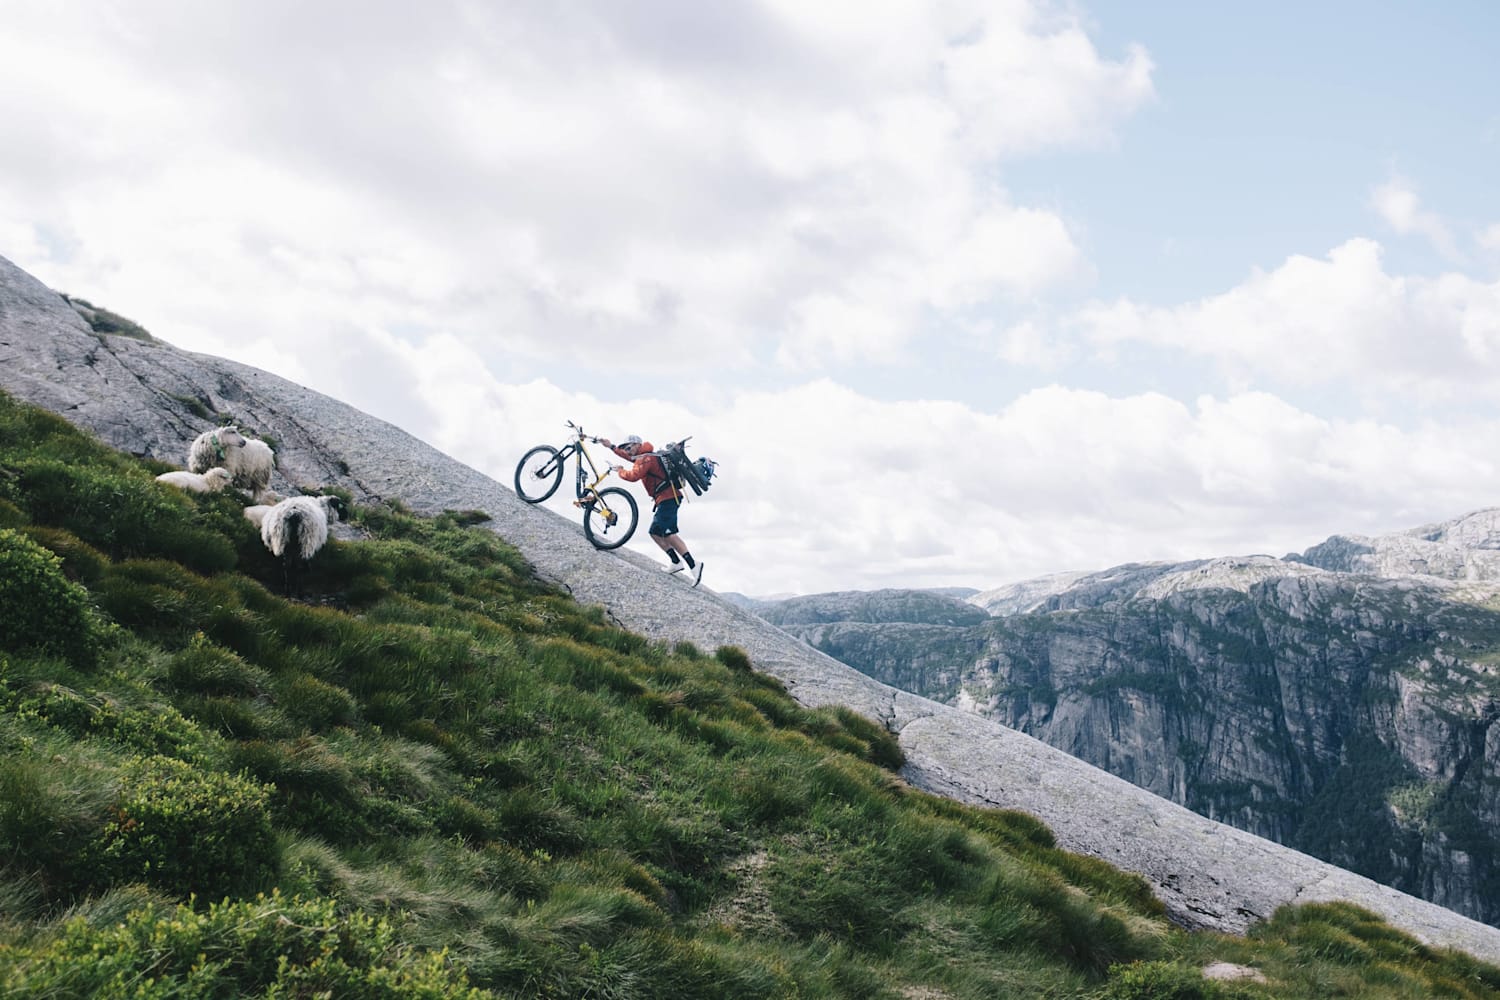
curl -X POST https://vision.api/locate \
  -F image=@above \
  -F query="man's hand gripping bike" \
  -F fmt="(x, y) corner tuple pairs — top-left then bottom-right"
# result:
(513, 421), (639, 550)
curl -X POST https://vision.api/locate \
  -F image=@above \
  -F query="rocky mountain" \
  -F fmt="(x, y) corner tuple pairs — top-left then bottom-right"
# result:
(755, 588), (991, 629)
(6, 251), (1500, 962)
(759, 538), (1500, 927)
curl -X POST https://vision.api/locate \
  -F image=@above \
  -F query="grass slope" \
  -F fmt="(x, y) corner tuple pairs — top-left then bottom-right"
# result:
(1, 389), (1498, 999)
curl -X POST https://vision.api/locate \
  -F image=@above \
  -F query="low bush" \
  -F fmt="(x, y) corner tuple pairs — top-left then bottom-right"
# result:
(0, 527), (103, 668)
(4, 891), (485, 997)
(86, 754), (277, 898)
(1103, 960), (1218, 1000)
(12, 458), (236, 573)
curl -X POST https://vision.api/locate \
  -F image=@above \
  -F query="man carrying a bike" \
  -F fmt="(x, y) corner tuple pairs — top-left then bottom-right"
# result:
(601, 434), (704, 587)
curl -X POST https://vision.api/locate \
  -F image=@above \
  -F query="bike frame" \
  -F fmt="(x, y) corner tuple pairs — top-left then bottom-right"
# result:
(560, 422), (621, 511)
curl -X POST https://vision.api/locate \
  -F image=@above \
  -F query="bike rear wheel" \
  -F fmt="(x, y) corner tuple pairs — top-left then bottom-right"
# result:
(582, 487), (638, 550)
(515, 445), (564, 503)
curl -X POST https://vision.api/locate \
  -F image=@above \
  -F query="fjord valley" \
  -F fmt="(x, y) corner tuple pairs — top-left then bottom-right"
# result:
(758, 530), (1500, 932)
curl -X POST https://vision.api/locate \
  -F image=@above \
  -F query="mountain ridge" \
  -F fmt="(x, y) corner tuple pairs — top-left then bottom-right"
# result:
(5, 251), (1500, 962)
(757, 513), (1500, 926)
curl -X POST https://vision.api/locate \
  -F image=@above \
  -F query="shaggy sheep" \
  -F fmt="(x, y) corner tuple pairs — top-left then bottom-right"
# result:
(155, 467), (234, 493)
(237, 439), (276, 500)
(188, 425), (276, 500)
(187, 426), (246, 472)
(260, 494), (349, 596)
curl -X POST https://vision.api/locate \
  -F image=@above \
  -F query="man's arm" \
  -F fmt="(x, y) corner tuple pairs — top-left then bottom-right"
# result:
(600, 439), (634, 462)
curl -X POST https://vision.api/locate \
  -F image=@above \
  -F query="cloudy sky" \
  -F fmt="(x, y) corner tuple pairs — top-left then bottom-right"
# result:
(5, 1), (1500, 597)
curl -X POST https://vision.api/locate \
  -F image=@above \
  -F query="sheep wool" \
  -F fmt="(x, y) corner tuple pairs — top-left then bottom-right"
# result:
(155, 467), (234, 493)
(260, 495), (344, 561)
(188, 425), (276, 498)
(237, 439), (276, 498)
(187, 426), (247, 473)
(260, 494), (349, 597)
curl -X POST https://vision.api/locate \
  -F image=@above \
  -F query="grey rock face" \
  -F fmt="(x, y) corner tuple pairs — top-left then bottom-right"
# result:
(4, 252), (1500, 963)
(1293, 510), (1500, 581)
(971, 570), (1092, 615)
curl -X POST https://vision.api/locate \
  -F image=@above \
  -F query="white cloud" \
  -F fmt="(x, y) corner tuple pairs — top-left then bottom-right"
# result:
(996, 320), (1075, 368)
(1371, 176), (1461, 261)
(941, 7), (1156, 156)
(0, 0), (1147, 377)
(680, 382), (1500, 595)
(355, 371), (1497, 597)
(1076, 239), (1500, 400)
(1479, 223), (1500, 255)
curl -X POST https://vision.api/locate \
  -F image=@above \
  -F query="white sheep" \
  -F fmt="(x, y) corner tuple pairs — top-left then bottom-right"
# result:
(237, 439), (276, 500)
(155, 467), (234, 493)
(260, 494), (349, 596)
(187, 425), (276, 500)
(187, 426), (246, 472)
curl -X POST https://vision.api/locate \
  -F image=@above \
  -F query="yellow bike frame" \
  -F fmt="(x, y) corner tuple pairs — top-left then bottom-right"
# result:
(571, 441), (617, 519)
(564, 423), (624, 527)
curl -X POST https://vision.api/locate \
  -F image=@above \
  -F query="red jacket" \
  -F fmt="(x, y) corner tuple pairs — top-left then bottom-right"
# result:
(611, 441), (680, 507)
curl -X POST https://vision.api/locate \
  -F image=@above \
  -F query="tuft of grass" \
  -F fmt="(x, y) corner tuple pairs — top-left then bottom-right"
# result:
(60, 294), (155, 342)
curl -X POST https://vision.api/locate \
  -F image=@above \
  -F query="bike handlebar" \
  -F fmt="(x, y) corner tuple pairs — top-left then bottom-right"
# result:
(566, 420), (668, 450)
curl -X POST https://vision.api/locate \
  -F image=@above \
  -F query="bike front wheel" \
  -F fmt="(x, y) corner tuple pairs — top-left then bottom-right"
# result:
(515, 445), (564, 503)
(582, 487), (638, 550)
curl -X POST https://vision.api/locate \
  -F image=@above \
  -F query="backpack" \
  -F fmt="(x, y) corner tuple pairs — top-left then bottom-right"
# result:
(655, 439), (718, 497)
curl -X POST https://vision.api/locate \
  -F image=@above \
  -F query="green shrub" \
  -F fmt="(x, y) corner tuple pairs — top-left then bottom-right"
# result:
(4, 891), (485, 997)
(6, 680), (206, 759)
(1103, 960), (1219, 999)
(0, 527), (102, 668)
(87, 754), (277, 898)
(12, 458), (235, 573)
(92, 699), (207, 759)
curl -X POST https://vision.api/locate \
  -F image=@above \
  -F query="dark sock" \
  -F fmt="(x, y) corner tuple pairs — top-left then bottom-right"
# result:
(682, 553), (696, 569)
(667, 551), (681, 565)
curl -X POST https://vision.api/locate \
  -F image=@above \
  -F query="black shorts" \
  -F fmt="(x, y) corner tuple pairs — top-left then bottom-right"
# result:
(649, 497), (680, 537)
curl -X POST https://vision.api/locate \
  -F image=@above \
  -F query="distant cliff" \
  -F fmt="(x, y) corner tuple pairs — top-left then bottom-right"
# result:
(762, 544), (1500, 926)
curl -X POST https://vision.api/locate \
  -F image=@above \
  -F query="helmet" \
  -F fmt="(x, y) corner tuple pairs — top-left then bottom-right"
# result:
(623, 434), (643, 447)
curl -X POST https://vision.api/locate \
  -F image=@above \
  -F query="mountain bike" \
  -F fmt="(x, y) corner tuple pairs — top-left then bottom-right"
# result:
(514, 421), (639, 550)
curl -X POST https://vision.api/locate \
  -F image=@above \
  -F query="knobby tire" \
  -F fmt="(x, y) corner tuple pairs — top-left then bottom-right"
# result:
(582, 487), (638, 550)
(515, 445), (564, 503)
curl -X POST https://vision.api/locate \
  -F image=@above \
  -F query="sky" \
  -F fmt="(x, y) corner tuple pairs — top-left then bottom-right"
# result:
(4, 0), (1500, 597)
